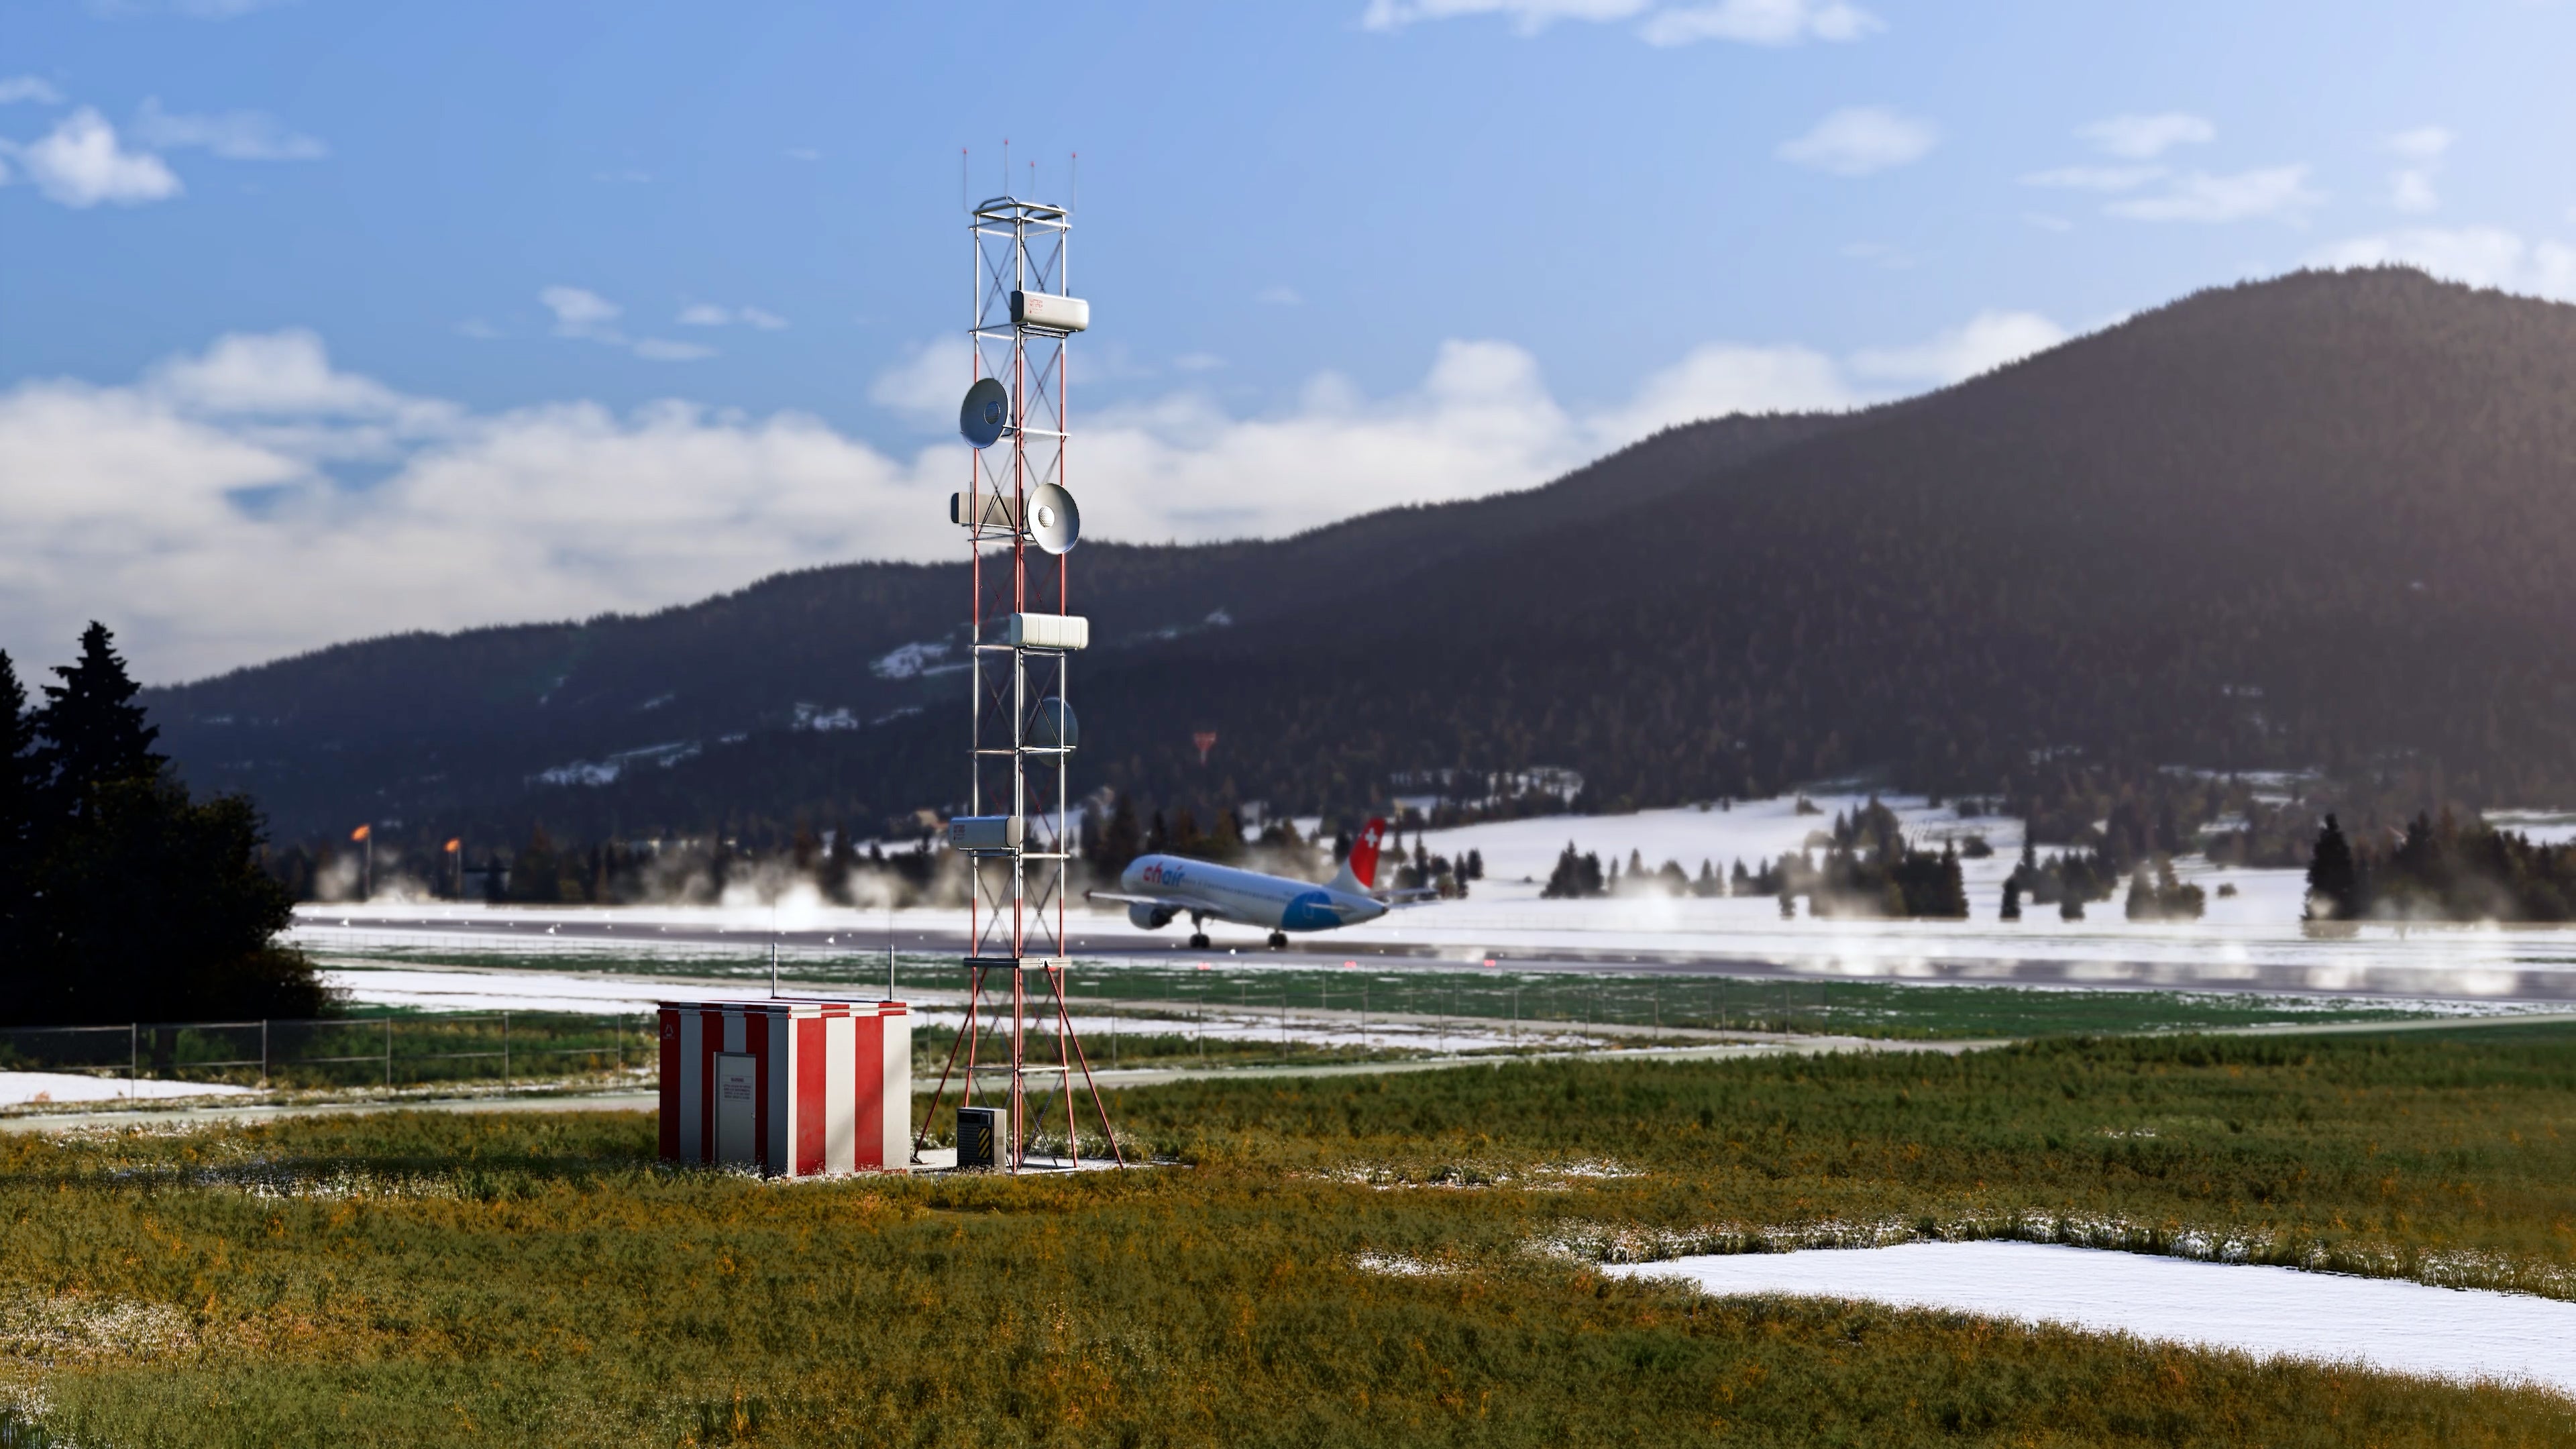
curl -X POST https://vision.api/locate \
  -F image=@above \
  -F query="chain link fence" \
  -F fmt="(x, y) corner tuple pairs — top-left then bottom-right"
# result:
(0, 1011), (652, 1102)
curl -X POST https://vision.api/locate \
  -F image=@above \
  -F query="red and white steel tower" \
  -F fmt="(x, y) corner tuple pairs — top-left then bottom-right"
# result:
(915, 180), (1122, 1171)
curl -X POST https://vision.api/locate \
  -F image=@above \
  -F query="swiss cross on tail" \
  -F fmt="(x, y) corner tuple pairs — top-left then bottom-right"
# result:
(1331, 817), (1390, 894)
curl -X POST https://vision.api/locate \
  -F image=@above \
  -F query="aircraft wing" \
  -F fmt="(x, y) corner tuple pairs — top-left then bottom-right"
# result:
(1084, 889), (1240, 921)
(1085, 890), (1176, 908)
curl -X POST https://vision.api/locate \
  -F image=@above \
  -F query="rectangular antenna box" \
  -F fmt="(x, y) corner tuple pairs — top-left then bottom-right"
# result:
(658, 999), (912, 1177)
(956, 1106), (1012, 1169)
(1009, 290), (1090, 333)
(1002, 612), (1089, 651)
(947, 814), (1023, 851)
(950, 491), (1019, 531)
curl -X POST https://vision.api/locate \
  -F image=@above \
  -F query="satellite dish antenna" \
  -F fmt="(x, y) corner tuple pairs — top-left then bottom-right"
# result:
(1028, 696), (1078, 751)
(1028, 482), (1081, 554)
(959, 377), (1010, 449)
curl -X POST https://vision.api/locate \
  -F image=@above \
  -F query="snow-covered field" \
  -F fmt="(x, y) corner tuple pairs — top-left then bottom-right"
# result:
(0, 1072), (258, 1106)
(288, 793), (2576, 1002)
(1611, 1242), (2576, 1397)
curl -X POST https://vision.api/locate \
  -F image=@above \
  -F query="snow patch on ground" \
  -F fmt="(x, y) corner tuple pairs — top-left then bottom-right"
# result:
(0, 1072), (259, 1106)
(1609, 1240), (2576, 1397)
(533, 740), (700, 788)
(870, 641), (953, 679)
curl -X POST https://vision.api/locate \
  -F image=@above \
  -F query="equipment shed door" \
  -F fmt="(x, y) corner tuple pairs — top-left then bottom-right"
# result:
(715, 1053), (759, 1169)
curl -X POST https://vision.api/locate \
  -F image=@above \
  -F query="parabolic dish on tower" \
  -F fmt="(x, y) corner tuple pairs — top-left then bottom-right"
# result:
(1028, 482), (1080, 554)
(959, 376), (1010, 449)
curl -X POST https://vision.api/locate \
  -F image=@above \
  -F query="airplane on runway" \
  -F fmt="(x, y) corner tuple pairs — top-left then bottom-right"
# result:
(1088, 816), (1416, 949)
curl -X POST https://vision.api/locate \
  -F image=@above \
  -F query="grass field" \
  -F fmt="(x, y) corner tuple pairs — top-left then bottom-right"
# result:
(3, 1027), (2573, 1445)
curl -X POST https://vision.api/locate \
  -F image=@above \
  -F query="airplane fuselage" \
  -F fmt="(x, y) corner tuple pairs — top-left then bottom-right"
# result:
(1118, 854), (1390, 933)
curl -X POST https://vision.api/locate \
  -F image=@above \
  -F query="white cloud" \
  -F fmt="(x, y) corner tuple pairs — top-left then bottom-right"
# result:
(1358, 0), (1876, 45)
(783, 147), (822, 162)
(2306, 227), (2576, 303)
(1256, 284), (1304, 306)
(541, 286), (621, 338)
(2077, 113), (2214, 160)
(1637, 0), (1878, 46)
(2021, 212), (2073, 233)
(2383, 126), (2452, 215)
(1174, 353), (1226, 372)
(1778, 107), (1936, 176)
(0, 76), (64, 105)
(131, 98), (325, 160)
(678, 304), (788, 329)
(1581, 342), (1856, 449)
(867, 336), (974, 425)
(2387, 126), (2454, 162)
(2104, 166), (2321, 224)
(1848, 310), (2069, 385)
(0, 313), (2064, 679)
(2020, 164), (2163, 192)
(3, 108), (181, 207)
(538, 286), (714, 362)
(2390, 170), (2438, 213)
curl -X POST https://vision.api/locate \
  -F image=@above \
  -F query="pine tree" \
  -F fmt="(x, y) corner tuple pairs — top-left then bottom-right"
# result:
(2307, 814), (2359, 920)
(34, 622), (162, 814)
(0, 651), (37, 961)
(2001, 877), (2022, 920)
(1100, 794), (1143, 873)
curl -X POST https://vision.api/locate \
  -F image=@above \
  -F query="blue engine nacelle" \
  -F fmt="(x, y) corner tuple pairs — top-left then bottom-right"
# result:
(1128, 902), (1179, 930)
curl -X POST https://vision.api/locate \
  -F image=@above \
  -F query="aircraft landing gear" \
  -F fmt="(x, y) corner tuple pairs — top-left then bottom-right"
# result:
(1267, 931), (1289, 950)
(1187, 932), (1211, 949)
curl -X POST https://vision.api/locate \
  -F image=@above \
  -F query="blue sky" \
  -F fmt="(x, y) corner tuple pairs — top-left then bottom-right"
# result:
(6, 0), (2575, 680)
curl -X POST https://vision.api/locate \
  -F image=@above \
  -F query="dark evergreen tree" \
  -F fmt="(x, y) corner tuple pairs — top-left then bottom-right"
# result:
(2307, 814), (2360, 920)
(19, 776), (321, 1024)
(2000, 877), (2022, 920)
(0, 651), (36, 965)
(1098, 794), (1144, 875)
(34, 622), (162, 814)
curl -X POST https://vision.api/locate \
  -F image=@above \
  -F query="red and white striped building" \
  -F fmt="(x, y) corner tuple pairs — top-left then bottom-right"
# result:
(657, 999), (912, 1176)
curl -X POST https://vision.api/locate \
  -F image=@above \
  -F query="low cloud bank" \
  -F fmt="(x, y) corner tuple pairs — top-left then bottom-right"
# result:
(0, 315), (2072, 682)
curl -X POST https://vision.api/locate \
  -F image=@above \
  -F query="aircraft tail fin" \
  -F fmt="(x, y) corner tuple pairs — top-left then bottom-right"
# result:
(1330, 817), (1389, 894)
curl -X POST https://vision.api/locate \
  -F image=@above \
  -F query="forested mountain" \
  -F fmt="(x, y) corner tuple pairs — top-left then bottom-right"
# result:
(148, 268), (2576, 859)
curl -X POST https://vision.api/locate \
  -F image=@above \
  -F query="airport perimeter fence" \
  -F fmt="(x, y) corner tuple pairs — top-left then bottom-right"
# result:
(0, 1010), (654, 1101)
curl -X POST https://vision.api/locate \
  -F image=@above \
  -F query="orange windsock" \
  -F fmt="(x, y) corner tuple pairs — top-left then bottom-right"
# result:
(444, 838), (462, 853)
(351, 824), (371, 842)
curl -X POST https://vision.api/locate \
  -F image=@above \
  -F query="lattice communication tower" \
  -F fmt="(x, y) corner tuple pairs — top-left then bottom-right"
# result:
(914, 178), (1122, 1172)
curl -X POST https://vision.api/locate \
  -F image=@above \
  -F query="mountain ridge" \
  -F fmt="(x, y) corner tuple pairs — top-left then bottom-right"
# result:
(146, 267), (2576, 848)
